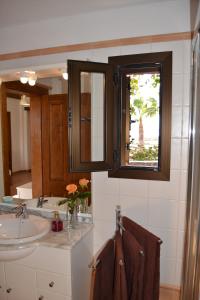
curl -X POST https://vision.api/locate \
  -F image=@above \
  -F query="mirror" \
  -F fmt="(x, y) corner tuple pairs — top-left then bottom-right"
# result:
(68, 60), (113, 172)
(80, 72), (105, 162)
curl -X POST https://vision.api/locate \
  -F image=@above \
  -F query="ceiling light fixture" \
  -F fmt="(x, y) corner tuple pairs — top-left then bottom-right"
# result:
(20, 71), (37, 86)
(62, 69), (68, 80)
(20, 72), (29, 84)
(28, 72), (37, 86)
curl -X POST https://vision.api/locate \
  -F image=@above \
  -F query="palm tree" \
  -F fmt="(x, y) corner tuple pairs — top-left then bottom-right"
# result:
(130, 74), (159, 148)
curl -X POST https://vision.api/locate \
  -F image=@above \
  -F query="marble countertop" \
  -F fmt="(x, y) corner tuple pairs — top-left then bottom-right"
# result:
(0, 200), (93, 251)
(40, 222), (93, 250)
(0, 222), (93, 252)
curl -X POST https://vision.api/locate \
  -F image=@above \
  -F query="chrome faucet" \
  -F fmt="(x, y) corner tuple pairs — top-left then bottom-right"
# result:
(37, 195), (48, 208)
(15, 203), (29, 219)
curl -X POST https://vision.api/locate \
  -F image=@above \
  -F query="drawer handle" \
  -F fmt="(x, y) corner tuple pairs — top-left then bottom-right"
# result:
(7, 288), (12, 293)
(38, 296), (44, 300)
(49, 281), (54, 287)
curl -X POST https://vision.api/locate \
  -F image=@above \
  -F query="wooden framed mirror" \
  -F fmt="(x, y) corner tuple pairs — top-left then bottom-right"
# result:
(68, 60), (114, 172)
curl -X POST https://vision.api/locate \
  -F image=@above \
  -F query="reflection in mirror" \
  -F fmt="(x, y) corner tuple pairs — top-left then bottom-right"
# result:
(121, 68), (160, 170)
(80, 72), (105, 162)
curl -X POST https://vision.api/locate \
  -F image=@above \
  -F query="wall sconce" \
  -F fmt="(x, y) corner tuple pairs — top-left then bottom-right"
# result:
(20, 71), (37, 86)
(20, 95), (30, 107)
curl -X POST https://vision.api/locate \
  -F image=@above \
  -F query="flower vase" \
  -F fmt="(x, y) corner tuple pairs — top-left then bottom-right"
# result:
(65, 207), (77, 229)
(80, 198), (89, 213)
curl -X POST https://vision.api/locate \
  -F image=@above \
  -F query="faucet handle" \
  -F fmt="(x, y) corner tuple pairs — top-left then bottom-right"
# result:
(14, 203), (26, 209)
(15, 203), (28, 218)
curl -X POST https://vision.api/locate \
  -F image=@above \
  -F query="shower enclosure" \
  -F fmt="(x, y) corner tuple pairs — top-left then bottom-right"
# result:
(181, 30), (200, 300)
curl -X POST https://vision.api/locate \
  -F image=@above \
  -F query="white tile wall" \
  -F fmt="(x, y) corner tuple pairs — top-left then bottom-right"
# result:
(172, 106), (182, 138)
(172, 74), (183, 106)
(120, 195), (148, 228)
(170, 139), (181, 170)
(179, 171), (188, 202)
(92, 39), (191, 287)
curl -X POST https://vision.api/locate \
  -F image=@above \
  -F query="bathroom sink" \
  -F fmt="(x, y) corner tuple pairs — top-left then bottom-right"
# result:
(0, 214), (50, 261)
(0, 214), (50, 245)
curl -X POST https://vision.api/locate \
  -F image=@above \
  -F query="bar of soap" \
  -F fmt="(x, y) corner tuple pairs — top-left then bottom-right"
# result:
(2, 196), (13, 203)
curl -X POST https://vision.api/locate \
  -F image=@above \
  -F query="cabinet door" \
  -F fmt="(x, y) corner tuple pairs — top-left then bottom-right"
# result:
(37, 289), (70, 300)
(5, 263), (36, 300)
(0, 262), (6, 300)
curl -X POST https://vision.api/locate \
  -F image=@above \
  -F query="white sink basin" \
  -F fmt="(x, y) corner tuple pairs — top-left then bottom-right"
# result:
(0, 214), (50, 261)
(0, 214), (50, 245)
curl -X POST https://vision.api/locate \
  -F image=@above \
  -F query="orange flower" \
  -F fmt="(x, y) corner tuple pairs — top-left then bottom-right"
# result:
(66, 184), (77, 194)
(79, 178), (89, 187)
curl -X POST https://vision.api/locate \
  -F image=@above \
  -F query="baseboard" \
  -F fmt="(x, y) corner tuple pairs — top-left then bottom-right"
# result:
(12, 169), (31, 175)
(160, 284), (180, 300)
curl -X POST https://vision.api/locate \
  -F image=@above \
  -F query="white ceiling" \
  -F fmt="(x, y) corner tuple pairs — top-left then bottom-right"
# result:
(0, 0), (176, 28)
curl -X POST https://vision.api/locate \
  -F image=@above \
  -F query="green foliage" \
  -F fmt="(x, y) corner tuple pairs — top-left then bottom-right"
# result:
(151, 74), (160, 88)
(130, 145), (158, 161)
(129, 73), (160, 121)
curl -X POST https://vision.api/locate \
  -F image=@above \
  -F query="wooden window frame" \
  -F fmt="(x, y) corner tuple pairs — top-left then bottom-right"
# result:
(108, 51), (172, 180)
(68, 60), (114, 172)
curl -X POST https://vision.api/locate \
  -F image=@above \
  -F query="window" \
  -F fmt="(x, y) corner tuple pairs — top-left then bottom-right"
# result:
(68, 52), (172, 180)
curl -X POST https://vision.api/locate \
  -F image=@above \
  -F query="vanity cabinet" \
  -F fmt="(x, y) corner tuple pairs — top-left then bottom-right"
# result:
(0, 226), (93, 300)
(4, 263), (36, 300)
(0, 262), (6, 300)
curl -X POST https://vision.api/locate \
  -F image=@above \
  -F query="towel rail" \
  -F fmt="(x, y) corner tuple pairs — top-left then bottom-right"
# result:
(115, 205), (162, 246)
(88, 259), (100, 270)
(89, 205), (162, 269)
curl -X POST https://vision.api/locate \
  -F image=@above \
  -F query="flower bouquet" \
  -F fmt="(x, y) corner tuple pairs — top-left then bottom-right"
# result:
(58, 178), (91, 228)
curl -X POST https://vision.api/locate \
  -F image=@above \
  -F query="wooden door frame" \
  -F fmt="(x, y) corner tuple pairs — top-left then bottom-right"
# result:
(0, 82), (10, 195)
(7, 112), (12, 173)
(0, 81), (49, 196)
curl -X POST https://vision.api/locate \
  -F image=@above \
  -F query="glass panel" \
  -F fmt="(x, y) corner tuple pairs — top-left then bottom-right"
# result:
(122, 70), (160, 169)
(80, 72), (105, 162)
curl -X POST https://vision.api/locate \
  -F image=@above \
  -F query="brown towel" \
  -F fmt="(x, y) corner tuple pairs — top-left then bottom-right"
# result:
(90, 239), (115, 300)
(114, 230), (128, 300)
(122, 217), (161, 300)
(122, 229), (144, 300)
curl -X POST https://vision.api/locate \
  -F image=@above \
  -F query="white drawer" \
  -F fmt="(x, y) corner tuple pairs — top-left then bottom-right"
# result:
(0, 262), (5, 285)
(37, 289), (71, 300)
(5, 285), (36, 300)
(17, 246), (71, 275)
(5, 263), (36, 289)
(0, 288), (6, 300)
(37, 270), (71, 296)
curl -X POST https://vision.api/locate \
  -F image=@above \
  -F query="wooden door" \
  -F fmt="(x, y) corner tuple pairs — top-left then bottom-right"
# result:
(0, 83), (10, 195)
(42, 94), (90, 196)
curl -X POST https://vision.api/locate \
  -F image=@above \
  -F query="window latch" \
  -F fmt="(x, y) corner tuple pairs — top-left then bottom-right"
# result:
(113, 72), (119, 86)
(113, 150), (119, 162)
(68, 108), (72, 127)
